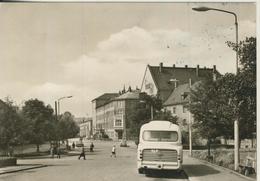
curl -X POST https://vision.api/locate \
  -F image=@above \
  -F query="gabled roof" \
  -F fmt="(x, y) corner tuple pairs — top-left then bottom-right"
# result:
(163, 83), (190, 106)
(148, 65), (213, 91)
(163, 82), (201, 106)
(147, 64), (218, 101)
(0, 99), (5, 105)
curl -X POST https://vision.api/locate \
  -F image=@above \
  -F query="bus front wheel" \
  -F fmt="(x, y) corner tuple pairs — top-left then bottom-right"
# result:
(138, 168), (144, 174)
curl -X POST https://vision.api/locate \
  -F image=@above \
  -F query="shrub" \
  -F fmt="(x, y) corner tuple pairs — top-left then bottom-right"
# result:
(192, 149), (234, 170)
(102, 134), (109, 139)
(192, 150), (208, 160)
(214, 149), (234, 168)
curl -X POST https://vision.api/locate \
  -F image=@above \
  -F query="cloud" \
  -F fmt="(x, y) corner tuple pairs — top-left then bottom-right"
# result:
(59, 54), (146, 116)
(62, 23), (256, 90)
(24, 82), (75, 104)
(62, 54), (145, 90)
(23, 82), (93, 116)
(1, 22), (255, 117)
(89, 26), (244, 74)
(92, 27), (192, 64)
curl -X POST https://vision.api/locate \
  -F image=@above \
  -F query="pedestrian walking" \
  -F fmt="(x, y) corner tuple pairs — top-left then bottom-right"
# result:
(90, 142), (94, 152)
(72, 142), (75, 149)
(111, 145), (116, 158)
(57, 146), (61, 159)
(78, 147), (86, 160)
(8, 146), (14, 157)
(50, 146), (54, 158)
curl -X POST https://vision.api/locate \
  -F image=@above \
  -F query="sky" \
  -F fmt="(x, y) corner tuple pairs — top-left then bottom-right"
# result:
(0, 2), (256, 117)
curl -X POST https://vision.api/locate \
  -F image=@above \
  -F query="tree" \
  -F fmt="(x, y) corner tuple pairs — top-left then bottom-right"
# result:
(127, 93), (176, 139)
(227, 37), (256, 142)
(0, 98), (25, 155)
(22, 99), (55, 152)
(154, 110), (178, 124)
(190, 75), (234, 157)
(190, 36), (257, 155)
(57, 112), (79, 148)
(227, 37), (256, 74)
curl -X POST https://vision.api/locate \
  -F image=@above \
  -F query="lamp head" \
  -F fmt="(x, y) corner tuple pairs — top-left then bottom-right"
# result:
(67, 96), (73, 98)
(192, 7), (211, 12)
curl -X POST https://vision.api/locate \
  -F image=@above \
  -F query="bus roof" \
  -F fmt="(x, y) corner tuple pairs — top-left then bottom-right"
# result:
(141, 120), (180, 131)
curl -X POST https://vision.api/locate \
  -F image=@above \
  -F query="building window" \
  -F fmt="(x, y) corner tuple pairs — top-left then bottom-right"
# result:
(183, 106), (187, 113)
(115, 119), (122, 127)
(183, 119), (187, 126)
(172, 107), (176, 114)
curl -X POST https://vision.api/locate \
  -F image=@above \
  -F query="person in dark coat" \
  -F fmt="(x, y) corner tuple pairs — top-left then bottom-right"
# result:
(90, 142), (94, 152)
(56, 146), (61, 159)
(78, 147), (86, 160)
(72, 142), (75, 149)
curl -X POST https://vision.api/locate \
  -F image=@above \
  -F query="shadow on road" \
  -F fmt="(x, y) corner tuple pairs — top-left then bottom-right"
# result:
(183, 164), (220, 177)
(145, 170), (187, 179)
(47, 164), (70, 167)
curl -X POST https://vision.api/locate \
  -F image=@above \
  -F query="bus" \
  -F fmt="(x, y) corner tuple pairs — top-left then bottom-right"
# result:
(137, 120), (183, 174)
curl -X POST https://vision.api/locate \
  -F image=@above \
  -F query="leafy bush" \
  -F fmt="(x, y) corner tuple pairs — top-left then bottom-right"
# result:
(213, 149), (234, 169)
(102, 134), (109, 139)
(192, 150), (208, 160)
(192, 149), (234, 170)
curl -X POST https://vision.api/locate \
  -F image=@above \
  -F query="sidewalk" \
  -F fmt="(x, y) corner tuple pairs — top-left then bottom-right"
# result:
(183, 151), (256, 181)
(0, 164), (46, 175)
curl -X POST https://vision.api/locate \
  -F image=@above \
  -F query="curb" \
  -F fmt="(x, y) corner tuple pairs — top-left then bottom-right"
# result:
(0, 164), (47, 175)
(190, 156), (256, 181)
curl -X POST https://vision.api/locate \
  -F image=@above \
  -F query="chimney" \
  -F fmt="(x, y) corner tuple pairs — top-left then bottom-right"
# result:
(196, 65), (199, 76)
(185, 65), (188, 68)
(213, 65), (216, 73)
(128, 86), (132, 92)
(213, 65), (217, 81)
(159, 62), (163, 73)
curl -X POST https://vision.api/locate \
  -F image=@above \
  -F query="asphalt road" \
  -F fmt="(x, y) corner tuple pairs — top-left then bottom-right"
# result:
(0, 141), (188, 181)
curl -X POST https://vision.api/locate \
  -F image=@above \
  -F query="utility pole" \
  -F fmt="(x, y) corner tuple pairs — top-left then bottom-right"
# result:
(55, 101), (58, 120)
(192, 7), (239, 171)
(151, 105), (154, 120)
(121, 114), (127, 147)
(189, 78), (192, 156)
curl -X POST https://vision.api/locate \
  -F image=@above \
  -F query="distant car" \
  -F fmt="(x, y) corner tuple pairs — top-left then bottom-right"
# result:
(76, 143), (84, 147)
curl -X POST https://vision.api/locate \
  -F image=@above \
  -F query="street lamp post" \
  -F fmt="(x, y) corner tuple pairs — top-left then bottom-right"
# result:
(192, 6), (239, 171)
(54, 95), (73, 150)
(188, 78), (192, 156)
(150, 105), (154, 120)
(121, 114), (127, 147)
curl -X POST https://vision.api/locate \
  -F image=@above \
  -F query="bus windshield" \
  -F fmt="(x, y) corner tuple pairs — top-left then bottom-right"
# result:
(142, 131), (178, 142)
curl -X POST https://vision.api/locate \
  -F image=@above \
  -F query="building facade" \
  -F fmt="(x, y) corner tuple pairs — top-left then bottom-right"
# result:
(141, 63), (218, 126)
(163, 82), (198, 132)
(92, 90), (140, 140)
(79, 117), (93, 139)
(141, 63), (218, 102)
(92, 93), (119, 137)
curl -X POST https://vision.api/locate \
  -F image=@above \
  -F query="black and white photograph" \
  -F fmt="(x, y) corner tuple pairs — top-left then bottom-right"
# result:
(0, 1), (257, 181)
